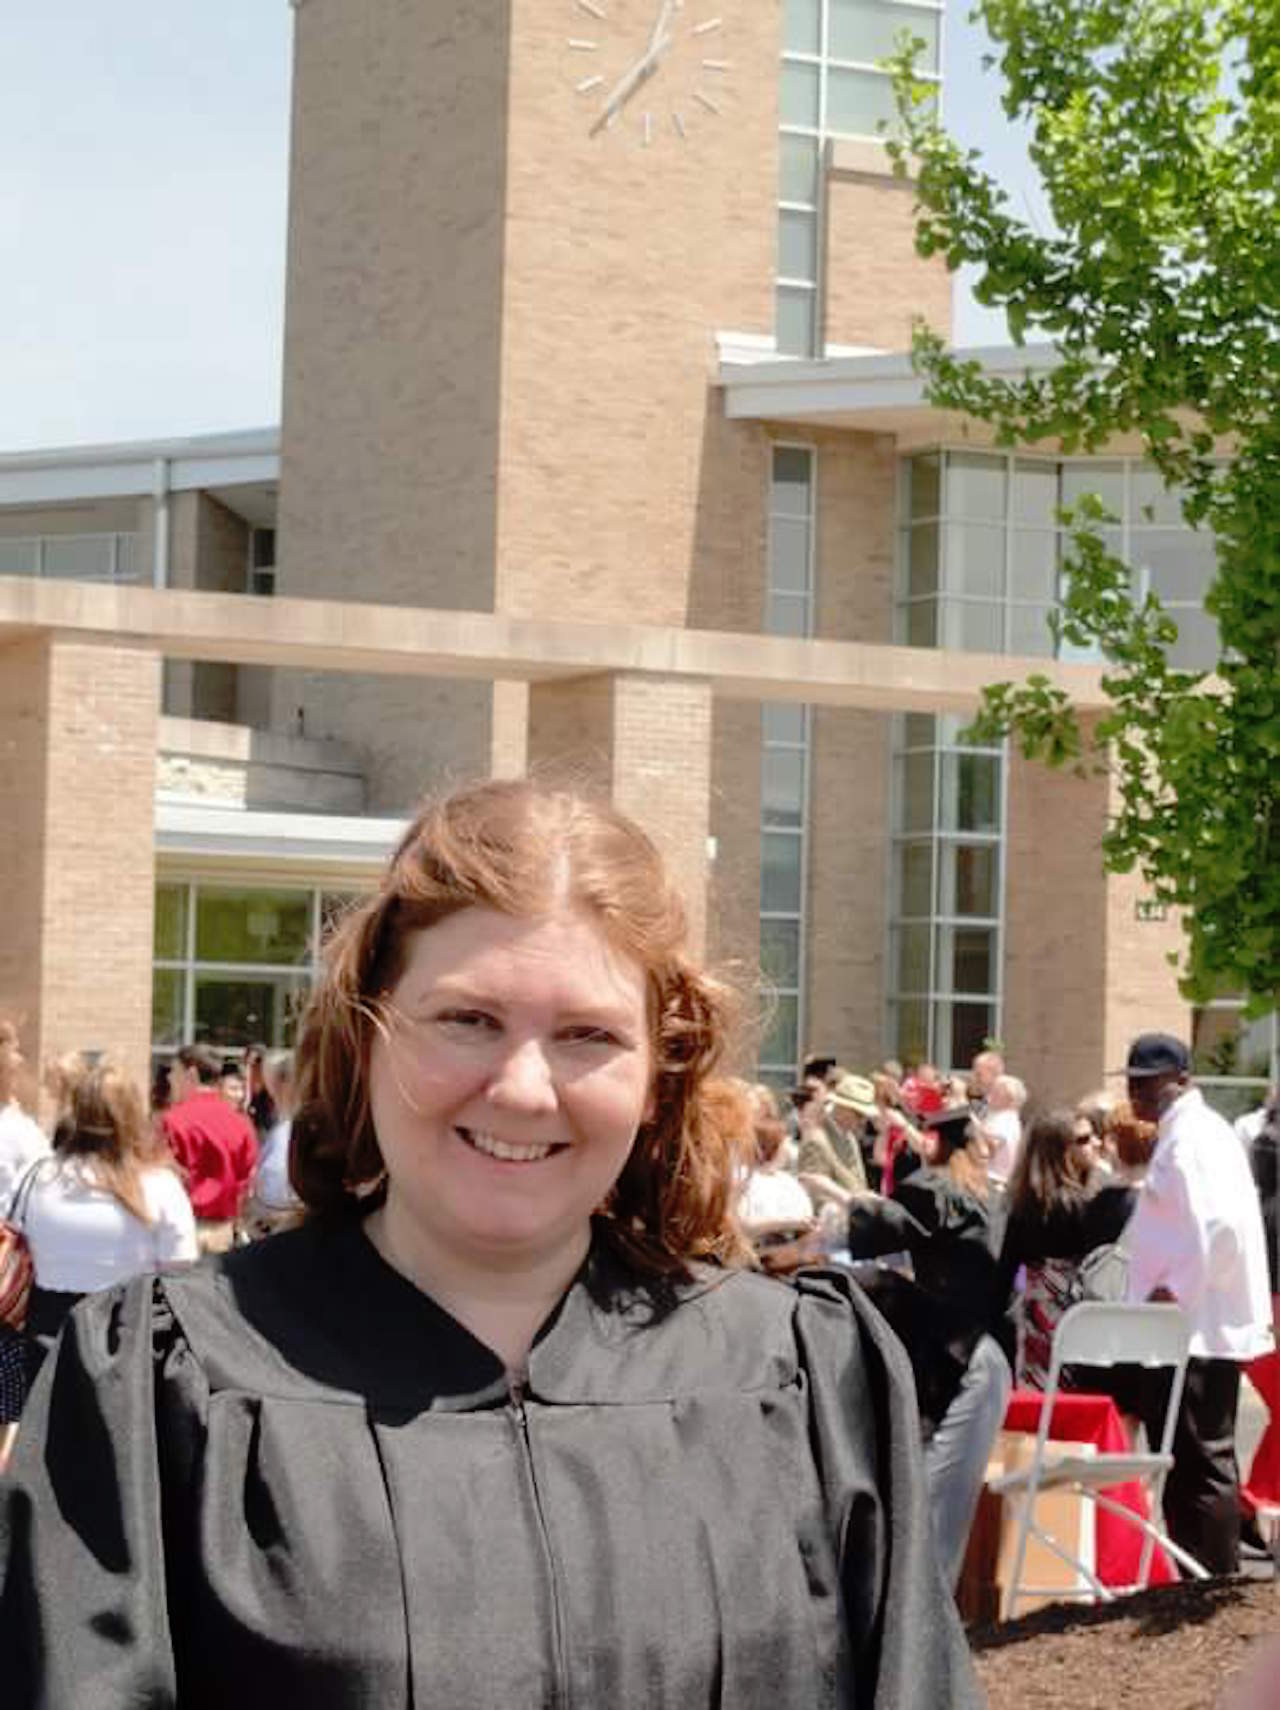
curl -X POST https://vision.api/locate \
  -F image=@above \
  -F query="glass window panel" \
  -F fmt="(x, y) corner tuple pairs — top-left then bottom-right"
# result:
(1009, 528), (1059, 602)
(904, 599), (937, 646)
(937, 925), (995, 995)
(193, 971), (312, 1051)
(948, 1001), (995, 1070)
(194, 886), (313, 966)
(760, 918), (801, 988)
(769, 515), (811, 593)
(154, 884), (187, 960)
(778, 208), (817, 281)
(763, 746), (806, 827)
(1130, 465), (1187, 526)
(944, 522), (1004, 599)
(946, 452), (1007, 522)
(907, 522), (939, 598)
(1199, 1082), (1272, 1124)
(908, 453), (941, 521)
(890, 998), (930, 1065)
(152, 969), (184, 1050)
(761, 832), (803, 913)
(780, 60), (821, 127)
(894, 924), (932, 993)
(1130, 531), (1216, 604)
(939, 599), (1004, 652)
(938, 842), (998, 917)
(1166, 606), (1218, 671)
(771, 446), (813, 516)
(1061, 461), (1125, 518)
(1012, 460), (1058, 526)
(767, 592), (810, 637)
(830, 0), (940, 68)
(760, 994), (800, 1071)
(1191, 1008), (1277, 1081)
(897, 842), (934, 916)
(783, 0), (822, 54)
(0, 538), (37, 575)
(43, 535), (115, 582)
(826, 65), (900, 135)
(778, 132), (820, 204)
(1008, 602), (1055, 658)
(320, 891), (361, 941)
(776, 285), (815, 356)
(900, 750), (936, 832)
(940, 753), (1001, 832)
(903, 713), (935, 748)
(763, 702), (808, 743)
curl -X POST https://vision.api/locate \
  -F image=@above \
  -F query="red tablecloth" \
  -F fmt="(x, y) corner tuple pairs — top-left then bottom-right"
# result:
(1003, 1389), (1176, 1588)
(1242, 1300), (1280, 1514)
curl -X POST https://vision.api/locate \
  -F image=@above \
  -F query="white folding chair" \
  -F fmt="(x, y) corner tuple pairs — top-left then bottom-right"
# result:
(991, 1300), (1210, 1618)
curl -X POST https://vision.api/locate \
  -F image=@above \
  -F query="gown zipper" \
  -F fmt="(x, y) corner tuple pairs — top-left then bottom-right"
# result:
(509, 1373), (571, 1710)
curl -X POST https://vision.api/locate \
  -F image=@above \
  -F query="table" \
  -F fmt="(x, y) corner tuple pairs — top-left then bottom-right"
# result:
(1003, 1388), (1176, 1588)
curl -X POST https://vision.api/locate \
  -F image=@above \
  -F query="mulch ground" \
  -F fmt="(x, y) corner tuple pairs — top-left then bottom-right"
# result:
(970, 1577), (1280, 1710)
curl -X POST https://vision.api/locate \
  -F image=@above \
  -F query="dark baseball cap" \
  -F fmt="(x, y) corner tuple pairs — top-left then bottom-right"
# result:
(1121, 1033), (1190, 1079)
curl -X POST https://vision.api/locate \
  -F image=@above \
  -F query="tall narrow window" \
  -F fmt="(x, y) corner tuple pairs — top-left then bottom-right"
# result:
(759, 445), (816, 1084)
(887, 714), (1005, 1070)
(777, 0), (943, 355)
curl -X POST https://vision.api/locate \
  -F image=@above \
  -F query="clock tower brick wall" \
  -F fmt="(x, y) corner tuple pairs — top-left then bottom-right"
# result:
(276, 1), (953, 980)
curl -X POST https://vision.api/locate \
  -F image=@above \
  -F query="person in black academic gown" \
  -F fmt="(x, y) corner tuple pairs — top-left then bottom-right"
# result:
(0, 779), (980, 1710)
(846, 1103), (1013, 1589)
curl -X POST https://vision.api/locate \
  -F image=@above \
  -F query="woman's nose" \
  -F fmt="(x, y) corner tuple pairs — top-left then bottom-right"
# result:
(487, 1038), (558, 1110)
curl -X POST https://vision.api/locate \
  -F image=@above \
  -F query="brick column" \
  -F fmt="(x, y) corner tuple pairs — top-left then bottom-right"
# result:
(0, 636), (160, 1099)
(526, 673), (713, 956)
(1003, 729), (1186, 1105)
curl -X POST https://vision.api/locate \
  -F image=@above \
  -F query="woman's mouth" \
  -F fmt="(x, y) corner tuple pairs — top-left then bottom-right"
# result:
(455, 1126), (565, 1164)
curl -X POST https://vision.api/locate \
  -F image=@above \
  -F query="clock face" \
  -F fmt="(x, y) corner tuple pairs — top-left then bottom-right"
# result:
(563, 0), (731, 146)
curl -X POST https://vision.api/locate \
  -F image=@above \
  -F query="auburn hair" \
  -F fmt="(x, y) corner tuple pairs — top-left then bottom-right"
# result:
(54, 1057), (175, 1225)
(290, 779), (753, 1277)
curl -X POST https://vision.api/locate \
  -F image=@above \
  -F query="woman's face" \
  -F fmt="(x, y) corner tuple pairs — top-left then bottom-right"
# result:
(368, 904), (655, 1271)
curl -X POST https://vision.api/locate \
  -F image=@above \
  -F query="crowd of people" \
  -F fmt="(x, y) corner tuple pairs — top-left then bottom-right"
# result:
(736, 1039), (1278, 1580)
(0, 776), (1275, 1705)
(0, 1026), (300, 1452)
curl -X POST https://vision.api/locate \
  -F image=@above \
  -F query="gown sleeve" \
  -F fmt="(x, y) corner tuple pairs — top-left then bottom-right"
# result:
(792, 1269), (982, 1709)
(0, 1277), (186, 1708)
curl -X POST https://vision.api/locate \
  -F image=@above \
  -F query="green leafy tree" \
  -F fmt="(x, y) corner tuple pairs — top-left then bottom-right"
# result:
(885, 0), (1280, 1010)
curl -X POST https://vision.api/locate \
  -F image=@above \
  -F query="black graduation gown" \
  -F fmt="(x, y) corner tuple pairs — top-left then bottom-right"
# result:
(0, 1219), (980, 1709)
(845, 1171), (1002, 1435)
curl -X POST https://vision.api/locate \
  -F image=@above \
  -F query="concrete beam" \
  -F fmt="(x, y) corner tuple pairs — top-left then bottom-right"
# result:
(0, 574), (1109, 715)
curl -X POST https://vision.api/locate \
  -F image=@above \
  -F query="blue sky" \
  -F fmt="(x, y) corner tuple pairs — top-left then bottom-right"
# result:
(0, 1), (1035, 451)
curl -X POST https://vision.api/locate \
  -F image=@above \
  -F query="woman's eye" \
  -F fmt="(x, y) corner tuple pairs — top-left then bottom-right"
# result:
(436, 1009), (501, 1032)
(560, 1026), (622, 1047)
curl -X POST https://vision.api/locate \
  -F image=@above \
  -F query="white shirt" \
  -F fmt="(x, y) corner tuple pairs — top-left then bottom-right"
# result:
(1233, 1105), (1268, 1157)
(738, 1169), (814, 1229)
(23, 1160), (198, 1294)
(1122, 1087), (1273, 1359)
(984, 1108), (1023, 1183)
(253, 1118), (300, 1212)
(0, 1100), (50, 1211)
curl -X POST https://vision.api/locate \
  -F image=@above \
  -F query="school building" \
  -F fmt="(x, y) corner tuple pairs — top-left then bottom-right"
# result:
(1, 1), (1273, 1115)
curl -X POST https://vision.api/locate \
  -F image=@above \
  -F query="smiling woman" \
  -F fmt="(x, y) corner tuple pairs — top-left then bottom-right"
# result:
(1, 781), (981, 1709)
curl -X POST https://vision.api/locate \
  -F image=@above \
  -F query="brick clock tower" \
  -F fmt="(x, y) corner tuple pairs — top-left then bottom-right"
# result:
(277, 0), (945, 953)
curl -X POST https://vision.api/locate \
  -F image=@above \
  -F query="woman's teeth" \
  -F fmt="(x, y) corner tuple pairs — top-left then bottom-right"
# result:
(459, 1128), (556, 1163)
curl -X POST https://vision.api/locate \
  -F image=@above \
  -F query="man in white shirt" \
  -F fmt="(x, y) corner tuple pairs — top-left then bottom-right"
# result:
(1119, 1032), (1273, 1573)
(0, 1020), (49, 1209)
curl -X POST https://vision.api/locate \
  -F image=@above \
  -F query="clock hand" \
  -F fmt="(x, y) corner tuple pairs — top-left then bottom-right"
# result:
(588, 28), (674, 136)
(645, 0), (678, 53)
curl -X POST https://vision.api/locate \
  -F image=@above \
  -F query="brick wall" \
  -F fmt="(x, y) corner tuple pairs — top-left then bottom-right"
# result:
(824, 169), (951, 351)
(0, 638), (159, 1100)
